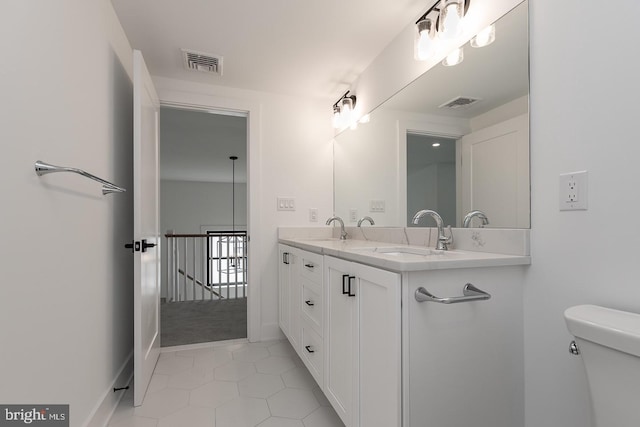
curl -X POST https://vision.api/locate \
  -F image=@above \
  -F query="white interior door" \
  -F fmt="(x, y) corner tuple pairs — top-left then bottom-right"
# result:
(133, 49), (161, 407)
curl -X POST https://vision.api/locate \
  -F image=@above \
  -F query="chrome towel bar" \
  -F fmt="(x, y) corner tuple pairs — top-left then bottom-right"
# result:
(34, 160), (126, 195)
(415, 283), (491, 304)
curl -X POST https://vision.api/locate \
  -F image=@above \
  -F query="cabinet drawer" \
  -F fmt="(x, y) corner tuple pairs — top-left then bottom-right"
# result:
(301, 322), (324, 388)
(301, 278), (322, 336)
(300, 251), (323, 284)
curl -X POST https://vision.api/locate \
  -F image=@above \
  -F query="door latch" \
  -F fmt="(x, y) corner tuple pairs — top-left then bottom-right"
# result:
(124, 241), (141, 252)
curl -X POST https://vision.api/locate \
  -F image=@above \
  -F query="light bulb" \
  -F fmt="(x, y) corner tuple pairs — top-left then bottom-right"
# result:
(359, 114), (370, 124)
(332, 106), (342, 129)
(442, 47), (464, 66)
(471, 24), (495, 48)
(440, 0), (464, 40)
(341, 97), (353, 124)
(414, 18), (436, 61)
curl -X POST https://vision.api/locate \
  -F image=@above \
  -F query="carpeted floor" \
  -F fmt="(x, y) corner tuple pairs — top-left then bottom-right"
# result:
(160, 298), (247, 347)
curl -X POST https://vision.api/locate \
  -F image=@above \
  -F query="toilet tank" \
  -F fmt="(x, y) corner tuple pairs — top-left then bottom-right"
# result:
(564, 304), (640, 427)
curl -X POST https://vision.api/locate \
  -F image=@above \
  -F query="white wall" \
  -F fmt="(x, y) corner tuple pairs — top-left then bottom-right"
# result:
(154, 77), (334, 340)
(0, 1), (134, 426)
(525, 1), (640, 426)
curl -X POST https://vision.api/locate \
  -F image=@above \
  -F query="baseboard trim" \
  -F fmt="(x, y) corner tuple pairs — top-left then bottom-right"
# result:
(260, 322), (285, 342)
(83, 352), (133, 427)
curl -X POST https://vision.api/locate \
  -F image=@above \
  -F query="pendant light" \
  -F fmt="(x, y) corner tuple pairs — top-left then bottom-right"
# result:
(442, 46), (464, 66)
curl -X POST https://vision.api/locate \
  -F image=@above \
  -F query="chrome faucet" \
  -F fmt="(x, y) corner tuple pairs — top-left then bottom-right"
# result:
(463, 210), (489, 228)
(326, 216), (348, 240)
(357, 216), (375, 227)
(412, 209), (452, 250)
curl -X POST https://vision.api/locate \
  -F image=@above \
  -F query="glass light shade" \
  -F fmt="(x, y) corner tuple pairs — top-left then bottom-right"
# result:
(359, 114), (371, 124)
(414, 18), (436, 61)
(442, 47), (464, 66)
(471, 24), (496, 48)
(332, 106), (342, 129)
(341, 97), (354, 123)
(439, 0), (464, 40)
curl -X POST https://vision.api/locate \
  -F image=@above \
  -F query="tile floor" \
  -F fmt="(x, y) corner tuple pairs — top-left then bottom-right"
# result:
(108, 339), (345, 427)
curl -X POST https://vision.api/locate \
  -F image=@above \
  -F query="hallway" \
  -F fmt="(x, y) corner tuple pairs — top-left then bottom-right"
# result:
(109, 340), (344, 427)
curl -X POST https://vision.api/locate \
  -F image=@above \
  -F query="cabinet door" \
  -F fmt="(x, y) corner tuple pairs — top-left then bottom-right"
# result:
(278, 245), (292, 338)
(355, 263), (401, 427)
(288, 250), (301, 352)
(324, 256), (357, 427)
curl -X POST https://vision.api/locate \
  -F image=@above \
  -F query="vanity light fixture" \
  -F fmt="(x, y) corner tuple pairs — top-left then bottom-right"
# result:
(442, 47), (464, 66)
(414, 0), (470, 62)
(332, 91), (357, 129)
(471, 24), (495, 48)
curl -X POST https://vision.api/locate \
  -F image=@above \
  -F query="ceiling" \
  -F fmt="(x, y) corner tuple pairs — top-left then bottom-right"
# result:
(110, 0), (428, 101)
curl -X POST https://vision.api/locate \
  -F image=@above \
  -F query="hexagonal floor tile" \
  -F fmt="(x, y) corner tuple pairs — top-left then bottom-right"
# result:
(255, 356), (296, 375)
(238, 373), (284, 398)
(232, 346), (270, 363)
(108, 415), (158, 427)
(267, 388), (319, 419)
(193, 349), (232, 369)
(153, 356), (194, 375)
(214, 360), (256, 381)
(313, 387), (332, 407)
(281, 366), (317, 390)
(134, 388), (190, 419)
(189, 380), (239, 408)
(166, 366), (214, 390)
(215, 397), (270, 427)
(267, 341), (297, 357)
(256, 416), (303, 427)
(157, 406), (215, 427)
(303, 406), (345, 427)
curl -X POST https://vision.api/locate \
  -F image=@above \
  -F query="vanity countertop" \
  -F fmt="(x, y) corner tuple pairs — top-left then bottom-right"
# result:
(279, 237), (531, 272)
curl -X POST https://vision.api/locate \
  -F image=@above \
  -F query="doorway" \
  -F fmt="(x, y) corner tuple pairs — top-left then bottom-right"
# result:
(159, 106), (248, 346)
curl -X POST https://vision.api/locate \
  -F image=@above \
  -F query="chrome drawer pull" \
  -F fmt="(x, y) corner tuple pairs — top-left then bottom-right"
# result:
(415, 283), (491, 304)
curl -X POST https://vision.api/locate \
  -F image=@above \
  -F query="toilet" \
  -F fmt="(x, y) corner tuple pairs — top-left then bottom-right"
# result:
(564, 304), (640, 427)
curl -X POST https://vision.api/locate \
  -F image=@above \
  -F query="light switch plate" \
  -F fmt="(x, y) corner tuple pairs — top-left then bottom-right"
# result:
(277, 197), (295, 211)
(559, 171), (587, 211)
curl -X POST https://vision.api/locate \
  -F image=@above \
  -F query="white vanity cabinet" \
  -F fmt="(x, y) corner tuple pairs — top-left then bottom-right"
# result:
(278, 244), (325, 385)
(324, 255), (401, 427)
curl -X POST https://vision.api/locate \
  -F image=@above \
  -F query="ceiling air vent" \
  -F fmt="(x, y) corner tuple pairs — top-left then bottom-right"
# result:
(438, 96), (481, 110)
(182, 49), (223, 75)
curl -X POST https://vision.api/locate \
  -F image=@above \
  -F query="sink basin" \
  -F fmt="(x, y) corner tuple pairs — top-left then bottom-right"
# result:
(351, 246), (440, 257)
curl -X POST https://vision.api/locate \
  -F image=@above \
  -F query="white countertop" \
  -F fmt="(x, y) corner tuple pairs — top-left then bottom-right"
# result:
(279, 237), (531, 272)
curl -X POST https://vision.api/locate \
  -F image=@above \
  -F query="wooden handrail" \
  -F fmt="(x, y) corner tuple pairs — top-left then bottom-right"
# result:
(165, 232), (247, 238)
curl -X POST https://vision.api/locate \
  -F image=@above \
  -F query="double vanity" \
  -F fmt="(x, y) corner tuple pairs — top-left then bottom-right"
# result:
(278, 226), (530, 427)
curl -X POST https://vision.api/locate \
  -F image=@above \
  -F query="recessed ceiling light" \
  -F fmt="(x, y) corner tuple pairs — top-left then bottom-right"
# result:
(432, 143), (441, 147)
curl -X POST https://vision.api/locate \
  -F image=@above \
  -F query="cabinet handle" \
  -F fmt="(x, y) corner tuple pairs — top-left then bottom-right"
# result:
(283, 252), (290, 265)
(342, 274), (349, 295)
(305, 345), (315, 353)
(414, 283), (491, 304)
(348, 276), (356, 297)
(305, 300), (315, 306)
(304, 263), (314, 269)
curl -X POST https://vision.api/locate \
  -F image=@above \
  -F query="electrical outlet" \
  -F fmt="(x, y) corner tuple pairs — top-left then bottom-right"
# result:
(277, 197), (295, 211)
(349, 209), (358, 222)
(559, 171), (587, 210)
(309, 208), (318, 222)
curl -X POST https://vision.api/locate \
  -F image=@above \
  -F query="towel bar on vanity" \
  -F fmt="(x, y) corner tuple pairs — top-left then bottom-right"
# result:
(415, 283), (491, 304)
(34, 160), (126, 195)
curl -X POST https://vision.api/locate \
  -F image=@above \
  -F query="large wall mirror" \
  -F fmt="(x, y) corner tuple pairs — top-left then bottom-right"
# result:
(334, 1), (529, 229)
